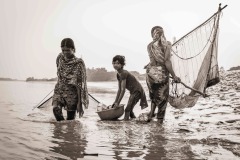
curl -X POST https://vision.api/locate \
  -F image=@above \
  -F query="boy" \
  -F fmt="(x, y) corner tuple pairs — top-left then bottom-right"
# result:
(112, 55), (148, 120)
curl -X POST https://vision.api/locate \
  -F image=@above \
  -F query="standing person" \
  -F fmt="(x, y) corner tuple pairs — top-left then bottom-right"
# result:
(112, 55), (148, 120)
(52, 38), (89, 121)
(145, 26), (180, 121)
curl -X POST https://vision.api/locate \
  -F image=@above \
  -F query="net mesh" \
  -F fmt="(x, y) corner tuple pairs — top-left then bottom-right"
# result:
(168, 9), (221, 109)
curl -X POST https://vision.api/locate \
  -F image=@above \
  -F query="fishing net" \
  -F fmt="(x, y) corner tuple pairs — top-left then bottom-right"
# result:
(36, 93), (125, 120)
(168, 6), (224, 109)
(36, 92), (99, 111)
(37, 96), (53, 111)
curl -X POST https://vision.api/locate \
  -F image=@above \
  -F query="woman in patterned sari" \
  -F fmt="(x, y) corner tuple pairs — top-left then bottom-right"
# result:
(52, 38), (89, 121)
(145, 26), (180, 121)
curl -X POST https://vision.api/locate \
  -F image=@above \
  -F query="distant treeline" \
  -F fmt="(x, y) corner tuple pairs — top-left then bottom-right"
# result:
(228, 66), (240, 71)
(87, 68), (146, 81)
(0, 78), (19, 81)
(25, 67), (146, 82)
(26, 77), (57, 82)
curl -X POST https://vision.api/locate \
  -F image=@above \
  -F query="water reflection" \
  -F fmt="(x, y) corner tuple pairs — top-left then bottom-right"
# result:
(46, 106), (197, 159)
(96, 119), (197, 160)
(95, 120), (165, 160)
(50, 121), (87, 160)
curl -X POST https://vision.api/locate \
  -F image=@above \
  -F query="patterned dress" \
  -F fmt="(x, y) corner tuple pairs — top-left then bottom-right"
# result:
(146, 41), (171, 118)
(52, 53), (89, 111)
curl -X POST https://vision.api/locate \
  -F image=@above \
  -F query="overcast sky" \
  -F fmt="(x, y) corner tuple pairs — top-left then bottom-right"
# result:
(0, 0), (239, 80)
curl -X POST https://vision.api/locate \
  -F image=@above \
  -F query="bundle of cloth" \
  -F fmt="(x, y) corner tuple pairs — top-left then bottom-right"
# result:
(97, 103), (113, 111)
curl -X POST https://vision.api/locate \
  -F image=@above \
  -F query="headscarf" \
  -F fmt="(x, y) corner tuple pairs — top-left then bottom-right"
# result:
(151, 26), (167, 46)
(148, 26), (169, 64)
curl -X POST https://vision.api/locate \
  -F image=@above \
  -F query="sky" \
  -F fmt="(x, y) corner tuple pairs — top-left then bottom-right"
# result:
(0, 0), (239, 80)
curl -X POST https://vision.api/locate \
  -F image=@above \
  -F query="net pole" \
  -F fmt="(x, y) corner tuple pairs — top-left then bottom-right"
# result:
(34, 87), (100, 109)
(33, 89), (54, 110)
(204, 3), (223, 92)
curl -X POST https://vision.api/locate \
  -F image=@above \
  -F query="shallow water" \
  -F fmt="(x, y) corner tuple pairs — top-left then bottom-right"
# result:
(0, 80), (240, 160)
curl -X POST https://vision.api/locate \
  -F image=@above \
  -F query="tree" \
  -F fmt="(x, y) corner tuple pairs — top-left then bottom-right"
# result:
(26, 77), (34, 81)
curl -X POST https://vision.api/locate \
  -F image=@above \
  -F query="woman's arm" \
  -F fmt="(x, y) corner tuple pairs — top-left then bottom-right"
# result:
(165, 59), (176, 78)
(76, 87), (83, 117)
(165, 43), (181, 82)
(166, 59), (181, 82)
(75, 58), (87, 116)
(77, 58), (89, 109)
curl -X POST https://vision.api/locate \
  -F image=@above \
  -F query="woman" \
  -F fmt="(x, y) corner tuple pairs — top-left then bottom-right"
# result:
(52, 38), (89, 121)
(145, 26), (180, 121)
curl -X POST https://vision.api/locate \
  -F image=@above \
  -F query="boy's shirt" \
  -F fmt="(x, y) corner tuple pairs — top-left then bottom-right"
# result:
(117, 70), (143, 94)
(117, 70), (148, 109)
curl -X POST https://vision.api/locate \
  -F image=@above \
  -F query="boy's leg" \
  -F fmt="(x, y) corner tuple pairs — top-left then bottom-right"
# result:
(124, 112), (130, 120)
(130, 111), (136, 118)
(130, 91), (141, 118)
(125, 92), (140, 120)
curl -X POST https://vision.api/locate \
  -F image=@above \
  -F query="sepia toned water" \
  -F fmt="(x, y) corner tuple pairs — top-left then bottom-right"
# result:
(0, 80), (240, 160)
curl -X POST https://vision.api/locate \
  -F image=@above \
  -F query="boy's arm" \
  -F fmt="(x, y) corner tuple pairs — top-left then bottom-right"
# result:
(115, 79), (126, 106)
(114, 81), (121, 104)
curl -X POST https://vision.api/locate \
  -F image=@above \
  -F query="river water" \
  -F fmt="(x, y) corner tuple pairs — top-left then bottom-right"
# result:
(0, 80), (239, 160)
